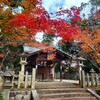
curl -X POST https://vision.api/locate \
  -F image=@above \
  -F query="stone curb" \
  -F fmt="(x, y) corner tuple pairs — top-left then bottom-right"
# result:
(31, 90), (40, 100)
(86, 88), (100, 100)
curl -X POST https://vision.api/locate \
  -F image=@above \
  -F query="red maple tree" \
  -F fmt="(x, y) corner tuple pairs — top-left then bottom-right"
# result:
(5, 5), (81, 43)
(3, 2), (81, 60)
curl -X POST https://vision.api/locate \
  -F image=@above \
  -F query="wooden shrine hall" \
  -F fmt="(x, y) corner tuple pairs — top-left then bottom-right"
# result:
(23, 46), (72, 81)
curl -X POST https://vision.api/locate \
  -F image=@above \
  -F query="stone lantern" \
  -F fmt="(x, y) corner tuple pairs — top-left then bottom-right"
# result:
(18, 52), (29, 75)
(3, 70), (14, 100)
(18, 52), (29, 88)
(3, 70), (14, 88)
(76, 57), (86, 84)
(76, 57), (86, 67)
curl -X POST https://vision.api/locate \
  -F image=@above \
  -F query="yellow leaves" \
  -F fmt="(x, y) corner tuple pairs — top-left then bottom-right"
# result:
(96, 59), (100, 63)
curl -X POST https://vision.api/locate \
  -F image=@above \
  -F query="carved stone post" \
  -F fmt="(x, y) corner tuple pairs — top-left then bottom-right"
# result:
(76, 57), (86, 85)
(90, 69), (95, 86)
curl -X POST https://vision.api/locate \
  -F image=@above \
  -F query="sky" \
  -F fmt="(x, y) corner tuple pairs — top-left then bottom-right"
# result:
(35, 0), (90, 43)
(36, 0), (89, 41)
(42, 0), (90, 15)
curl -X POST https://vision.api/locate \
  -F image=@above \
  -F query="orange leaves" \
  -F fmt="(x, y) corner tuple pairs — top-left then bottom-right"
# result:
(27, 42), (56, 60)
(0, 20), (3, 25)
(22, 1), (28, 8)
(22, 0), (40, 13)
(41, 46), (56, 53)
(27, 42), (44, 48)
(0, 0), (9, 5)
(41, 46), (56, 60)
(81, 44), (93, 52)
(47, 53), (56, 60)
(75, 22), (100, 63)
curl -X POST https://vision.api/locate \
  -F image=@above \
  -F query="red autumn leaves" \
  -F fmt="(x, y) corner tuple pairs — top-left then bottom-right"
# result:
(5, 6), (81, 42)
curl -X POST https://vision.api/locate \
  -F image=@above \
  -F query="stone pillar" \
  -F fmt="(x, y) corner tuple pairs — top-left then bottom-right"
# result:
(81, 70), (86, 88)
(21, 64), (25, 74)
(3, 89), (10, 100)
(18, 56), (27, 89)
(19, 56), (27, 80)
(79, 66), (82, 85)
(12, 76), (14, 88)
(25, 71), (28, 88)
(31, 68), (36, 89)
(86, 73), (90, 87)
(90, 69), (95, 86)
(95, 73), (99, 86)
(18, 71), (24, 88)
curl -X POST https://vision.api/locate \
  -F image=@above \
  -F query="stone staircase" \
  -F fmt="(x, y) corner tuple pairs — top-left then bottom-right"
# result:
(35, 82), (98, 100)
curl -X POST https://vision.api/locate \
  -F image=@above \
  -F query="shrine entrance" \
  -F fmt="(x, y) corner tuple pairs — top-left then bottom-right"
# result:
(25, 46), (72, 81)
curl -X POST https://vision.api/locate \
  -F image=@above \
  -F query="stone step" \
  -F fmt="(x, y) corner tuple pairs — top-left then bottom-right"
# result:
(36, 86), (79, 89)
(39, 92), (93, 98)
(36, 82), (98, 100)
(35, 83), (79, 89)
(37, 88), (86, 94)
(35, 82), (79, 86)
(40, 96), (98, 100)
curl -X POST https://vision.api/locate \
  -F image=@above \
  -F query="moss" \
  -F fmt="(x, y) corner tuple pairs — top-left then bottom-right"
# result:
(0, 92), (4, 100)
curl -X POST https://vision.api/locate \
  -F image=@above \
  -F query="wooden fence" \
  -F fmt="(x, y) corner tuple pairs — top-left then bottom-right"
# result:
(81, 69), (100, 88)
(12, 68), (36, 89)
